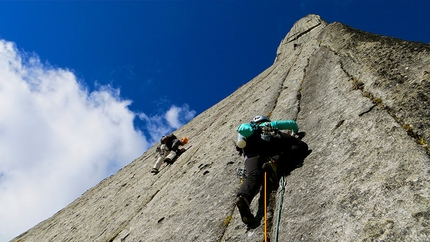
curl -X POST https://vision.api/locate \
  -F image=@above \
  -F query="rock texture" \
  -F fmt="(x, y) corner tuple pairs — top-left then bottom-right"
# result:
(12, 14), (430, 242)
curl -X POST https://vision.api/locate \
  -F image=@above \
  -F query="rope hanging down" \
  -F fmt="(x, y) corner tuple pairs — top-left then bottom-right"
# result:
(264, 172), (268, 242)
(274, 175), (286, 242)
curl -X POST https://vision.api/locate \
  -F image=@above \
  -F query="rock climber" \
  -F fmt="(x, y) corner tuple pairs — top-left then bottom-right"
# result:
(151, 133), (188, 174)
(235, 115), (312, 225)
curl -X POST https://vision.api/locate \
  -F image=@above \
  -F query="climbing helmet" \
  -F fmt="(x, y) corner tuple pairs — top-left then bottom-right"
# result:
(251, 115), (271, 124)
(180, 137), (188, 145)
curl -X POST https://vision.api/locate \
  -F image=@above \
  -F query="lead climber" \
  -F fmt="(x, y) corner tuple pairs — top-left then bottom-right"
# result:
(151, 133), (188, 174)
(235, 115), (312, 225)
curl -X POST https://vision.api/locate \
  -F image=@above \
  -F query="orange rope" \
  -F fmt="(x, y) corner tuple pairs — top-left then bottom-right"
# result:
(264, 172), (268, 242)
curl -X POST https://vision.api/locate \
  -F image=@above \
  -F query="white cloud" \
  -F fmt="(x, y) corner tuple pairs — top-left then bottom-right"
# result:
(138, 112), (171, 142)
(138, 104), (196, 142)
(0, 40), (195, 241)
(165, 104), (196, 129)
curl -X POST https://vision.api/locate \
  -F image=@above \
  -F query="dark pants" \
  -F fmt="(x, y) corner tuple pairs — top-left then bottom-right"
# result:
(237, 154), (286, 204)
(238, 155), (265, 203)
(238, 134), (309, 203)
(275, 133), (309, 172)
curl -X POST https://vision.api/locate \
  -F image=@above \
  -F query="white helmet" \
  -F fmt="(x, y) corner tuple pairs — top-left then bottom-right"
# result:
(251, 115), (270, 124)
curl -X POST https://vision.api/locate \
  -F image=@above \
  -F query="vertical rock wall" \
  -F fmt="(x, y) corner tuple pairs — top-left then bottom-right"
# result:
(12, 14), (430, 242)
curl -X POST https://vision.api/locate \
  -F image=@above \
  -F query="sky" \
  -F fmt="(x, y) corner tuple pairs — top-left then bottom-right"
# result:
(0, 0), (429, 241)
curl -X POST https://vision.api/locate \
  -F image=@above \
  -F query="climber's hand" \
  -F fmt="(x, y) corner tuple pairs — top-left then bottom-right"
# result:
(235, 145), (243, 156)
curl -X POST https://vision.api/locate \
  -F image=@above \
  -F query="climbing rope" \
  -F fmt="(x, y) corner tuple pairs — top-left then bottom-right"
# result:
(264, 172), (268, 242)
(274, 175), (286, 242)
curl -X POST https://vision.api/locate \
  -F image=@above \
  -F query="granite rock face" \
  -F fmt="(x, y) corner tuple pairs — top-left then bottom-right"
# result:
(12, 14), (430, 242)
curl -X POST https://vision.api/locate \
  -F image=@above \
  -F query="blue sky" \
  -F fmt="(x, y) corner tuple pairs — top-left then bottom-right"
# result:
(0, 1), (429, 241)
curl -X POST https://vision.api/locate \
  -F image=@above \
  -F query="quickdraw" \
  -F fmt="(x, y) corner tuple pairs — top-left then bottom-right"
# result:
(236, 168), (247, 184)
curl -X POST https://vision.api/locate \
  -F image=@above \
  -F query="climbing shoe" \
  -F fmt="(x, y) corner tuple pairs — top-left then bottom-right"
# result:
(236, 195), (255, 225)
(301, 149), (312, 160)
(151, 168), (159, 174)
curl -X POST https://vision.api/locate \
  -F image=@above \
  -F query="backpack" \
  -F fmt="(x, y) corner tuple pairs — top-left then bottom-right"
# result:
(160, 134), (177, 144)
